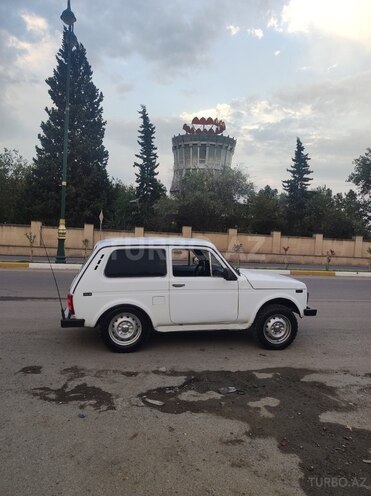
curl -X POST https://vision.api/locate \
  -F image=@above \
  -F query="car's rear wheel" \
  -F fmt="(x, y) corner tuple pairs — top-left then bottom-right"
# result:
(100, 308), (150, 352)
(255, 304), (298, 350)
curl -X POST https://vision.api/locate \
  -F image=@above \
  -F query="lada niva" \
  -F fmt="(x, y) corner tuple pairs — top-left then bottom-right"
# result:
(61, 237), (317, 352)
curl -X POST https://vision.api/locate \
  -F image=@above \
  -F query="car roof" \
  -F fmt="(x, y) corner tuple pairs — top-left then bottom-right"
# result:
(94, 237), (216, 250)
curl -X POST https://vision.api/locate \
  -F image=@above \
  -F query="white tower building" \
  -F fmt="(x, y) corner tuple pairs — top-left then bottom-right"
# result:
(170, 117), (237, 193)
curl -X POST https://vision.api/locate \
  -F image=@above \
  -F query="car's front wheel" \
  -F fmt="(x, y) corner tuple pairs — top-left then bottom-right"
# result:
(255, 304), (298, 350)
(100, 308), (150, 352)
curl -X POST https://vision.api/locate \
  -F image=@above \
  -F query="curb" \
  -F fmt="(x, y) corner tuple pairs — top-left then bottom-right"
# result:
(290, 270), (336, 277)
(333, 271), (371, 277)
(290, 269), (371, 277)
(0, 262), (81, 270)
(1, 262), (371, 277)
(0, 262), (29, 269)
(29, 263), (82, 270)
(245, 269), (371, 277)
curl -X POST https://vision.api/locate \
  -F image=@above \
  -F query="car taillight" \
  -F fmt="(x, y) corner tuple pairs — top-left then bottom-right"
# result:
(67, 293), (75, 315)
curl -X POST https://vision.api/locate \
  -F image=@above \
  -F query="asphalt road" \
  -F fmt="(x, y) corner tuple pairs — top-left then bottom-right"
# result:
(0, 269), (370, 496)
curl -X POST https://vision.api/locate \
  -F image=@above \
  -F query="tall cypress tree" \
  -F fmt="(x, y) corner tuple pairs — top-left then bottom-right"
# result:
(133, 105), (165, 224)
(282, 137), (313, 234)
(29, 28), (111, 226)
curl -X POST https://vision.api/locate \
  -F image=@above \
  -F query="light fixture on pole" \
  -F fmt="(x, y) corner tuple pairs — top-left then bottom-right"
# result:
(60, 0), (76, 25)
(55, 0), (77, 263)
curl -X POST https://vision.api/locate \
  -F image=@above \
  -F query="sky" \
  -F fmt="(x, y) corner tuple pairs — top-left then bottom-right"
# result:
(1, 0), (371, 194)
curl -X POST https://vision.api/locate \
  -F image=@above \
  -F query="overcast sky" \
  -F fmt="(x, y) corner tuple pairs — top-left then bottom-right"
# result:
(1, 0), (371, 193)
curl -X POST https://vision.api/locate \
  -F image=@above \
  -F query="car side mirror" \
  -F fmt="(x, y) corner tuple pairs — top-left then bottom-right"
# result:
(222, 268), (237, 281)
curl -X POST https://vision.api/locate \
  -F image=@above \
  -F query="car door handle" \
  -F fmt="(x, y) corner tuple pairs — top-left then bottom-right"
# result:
(172, 283), (185, 288)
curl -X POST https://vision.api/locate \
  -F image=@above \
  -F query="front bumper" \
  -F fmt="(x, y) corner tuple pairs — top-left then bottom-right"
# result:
(304, 307), (317, 316)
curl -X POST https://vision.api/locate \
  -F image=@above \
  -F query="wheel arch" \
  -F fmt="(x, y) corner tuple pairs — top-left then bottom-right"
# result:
(256, 298), (300, 317)
(96, 304), (154, 329)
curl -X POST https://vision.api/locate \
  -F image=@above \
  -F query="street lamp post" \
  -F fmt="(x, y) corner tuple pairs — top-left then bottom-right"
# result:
(55, 0), (77, 263)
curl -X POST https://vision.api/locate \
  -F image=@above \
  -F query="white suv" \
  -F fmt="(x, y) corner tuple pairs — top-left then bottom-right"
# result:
(61, 237), (316, 352)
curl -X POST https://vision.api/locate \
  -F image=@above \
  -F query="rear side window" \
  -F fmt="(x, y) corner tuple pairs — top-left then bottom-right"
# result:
(104, 248), (167, 278)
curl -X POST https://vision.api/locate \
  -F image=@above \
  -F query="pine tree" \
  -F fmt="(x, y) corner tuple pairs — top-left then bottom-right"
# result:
(28, 28), (111, 226)
(282, 137), (313, 234)
(348, 148), (371, 199)
(133, 105), (165, 224)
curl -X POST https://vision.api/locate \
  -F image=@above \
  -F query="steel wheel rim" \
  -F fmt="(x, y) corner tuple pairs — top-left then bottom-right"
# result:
(108, 313), (142, 347)
(263, 314), (291, 344)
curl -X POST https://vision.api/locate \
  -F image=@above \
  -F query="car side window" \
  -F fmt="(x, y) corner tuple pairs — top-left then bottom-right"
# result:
(209, 252), (226, 277)
(172, 248), (224, 277)
(104, 248), (167, 278)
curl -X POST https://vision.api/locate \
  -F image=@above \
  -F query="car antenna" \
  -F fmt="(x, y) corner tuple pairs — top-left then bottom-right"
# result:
(40, 230), (64, 319)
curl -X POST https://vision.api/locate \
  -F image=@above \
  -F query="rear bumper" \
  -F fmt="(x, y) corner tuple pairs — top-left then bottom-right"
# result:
(61, 307), (85, 328)
(61, 317), (85, 328)
(304, 307), (317, 316)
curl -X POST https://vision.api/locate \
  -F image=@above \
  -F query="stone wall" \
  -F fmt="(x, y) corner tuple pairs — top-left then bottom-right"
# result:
(0, 222), (370, 266)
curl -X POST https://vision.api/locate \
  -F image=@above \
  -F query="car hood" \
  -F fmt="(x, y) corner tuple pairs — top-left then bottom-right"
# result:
(239, 269), (306, 290)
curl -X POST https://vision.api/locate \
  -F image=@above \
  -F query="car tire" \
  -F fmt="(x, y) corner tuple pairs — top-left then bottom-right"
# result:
(100, 308), (151, 352)
(255, 304), (298, 350)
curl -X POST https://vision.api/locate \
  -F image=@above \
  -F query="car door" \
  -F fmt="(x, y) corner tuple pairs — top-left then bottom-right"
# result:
(169, 246), (239, 324)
